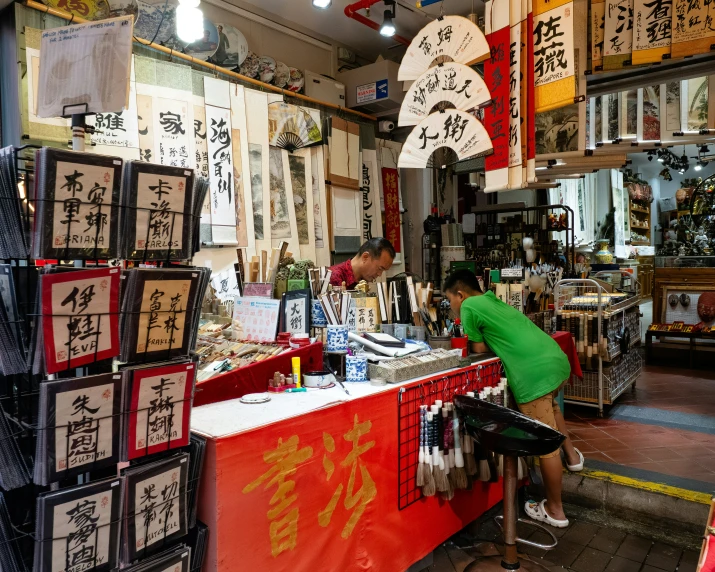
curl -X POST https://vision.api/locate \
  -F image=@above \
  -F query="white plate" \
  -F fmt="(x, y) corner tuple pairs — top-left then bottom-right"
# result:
(240, 392), (271, 404)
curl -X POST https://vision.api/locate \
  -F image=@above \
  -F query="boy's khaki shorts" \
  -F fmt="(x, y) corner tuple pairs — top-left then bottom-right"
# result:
(517, 392), (562, 459)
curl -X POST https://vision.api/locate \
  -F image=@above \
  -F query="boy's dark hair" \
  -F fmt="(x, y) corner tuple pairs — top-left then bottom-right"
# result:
(357, 237), (396, 259)
(443, 269), (482, 294)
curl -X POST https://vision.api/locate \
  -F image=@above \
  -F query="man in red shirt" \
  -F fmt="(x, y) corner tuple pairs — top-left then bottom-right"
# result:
(329, 238), (396, 289)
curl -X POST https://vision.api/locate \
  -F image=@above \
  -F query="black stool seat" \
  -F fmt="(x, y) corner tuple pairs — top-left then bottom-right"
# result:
(454, 394), (566, 571)
(454, 395), (565, 457)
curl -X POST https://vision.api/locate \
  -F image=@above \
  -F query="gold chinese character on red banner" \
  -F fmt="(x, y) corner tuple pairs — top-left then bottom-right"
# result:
(243, 435), (314, 557)
(318, 414), (377, 539)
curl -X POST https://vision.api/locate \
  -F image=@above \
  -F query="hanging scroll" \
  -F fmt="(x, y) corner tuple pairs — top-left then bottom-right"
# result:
(192, 77), (212, 244)
(671, 0), (715, 58)
(381, 168), (401, 253)
(310, 146), (331, 267)
(230, 84), (255, 252)
(329, 117), (360, 190)
(619, 90), (638, 139)
(637, 86), (661, 141)
(632, 0), (672, 64)
(533, 0), (576, 112)
(603, 0), (634, 70)
(509, 0), (524, 189)
(377, 139), (405, 269)
(484, 0), (510, 191)
(288, 149), (316, 261)
(681, 76), (709, 133)
(360, 125), (383, 255)
(591, 0), (606, 70)
(206, 103), (237, 245)
(245, 89), (272, 255)
(526, 0), (536, 181)
(660, 81), (681, 140)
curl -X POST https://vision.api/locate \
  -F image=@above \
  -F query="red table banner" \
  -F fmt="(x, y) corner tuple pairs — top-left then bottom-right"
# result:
(381, 167), (401, 252)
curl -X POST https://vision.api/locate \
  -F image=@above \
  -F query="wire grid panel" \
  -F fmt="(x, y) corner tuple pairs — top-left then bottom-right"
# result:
(564, 353), (643, 404)
(397, 359), (502, 511)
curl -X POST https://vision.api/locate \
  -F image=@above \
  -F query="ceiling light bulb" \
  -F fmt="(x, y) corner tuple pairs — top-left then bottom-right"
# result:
(380, 10), (396, 36)
(695, 163), (703, 171)
(312, 0), (331, 7)
(657, 156), (664, 162)
(176, 5), (204, 43)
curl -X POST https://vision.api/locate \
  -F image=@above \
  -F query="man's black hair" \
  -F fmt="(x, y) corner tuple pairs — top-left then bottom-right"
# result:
(443, 269), (482, 294)
(357, 237), (396, 259)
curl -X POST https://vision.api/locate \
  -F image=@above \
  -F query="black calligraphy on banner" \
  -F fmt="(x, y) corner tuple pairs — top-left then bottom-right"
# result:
(136, 279), (189, 355)
(672, 0), (715, 46)
(135, 172), (189, 254)
(52, 162), (114, 251)
(134, 468), (183, 551)
(361, 163), (373, 241)
(604, 0), (634, 57)
(634, 0), (672, 50)
(533, 3), (575, 86)
(153, 98), (191, 168)
(205, 105), (237, 230)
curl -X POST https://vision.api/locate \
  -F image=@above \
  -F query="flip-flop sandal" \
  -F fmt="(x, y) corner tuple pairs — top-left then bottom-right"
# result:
(524, 500), (569, 529)
(566, 448), (584, 472)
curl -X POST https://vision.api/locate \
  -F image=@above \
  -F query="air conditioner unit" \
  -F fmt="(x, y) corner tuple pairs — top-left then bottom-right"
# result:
(337, 59), (404, 119)
(304, 71), (346, 108)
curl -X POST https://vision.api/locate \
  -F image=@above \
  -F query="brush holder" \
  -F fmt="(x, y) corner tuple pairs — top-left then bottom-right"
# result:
(326, 324), (348, 352)
(311, 299), (327, 328)
(345, 356), (367, 382)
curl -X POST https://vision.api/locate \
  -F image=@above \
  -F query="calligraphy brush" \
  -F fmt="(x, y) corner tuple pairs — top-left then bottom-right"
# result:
(423, 412), (436, 496)
(462, 392), (478, 476)
(451, 404), (468, 489)
(430, 404), (448, 492)
(443, 405), (456, 491)
(416, 406), (426, 487)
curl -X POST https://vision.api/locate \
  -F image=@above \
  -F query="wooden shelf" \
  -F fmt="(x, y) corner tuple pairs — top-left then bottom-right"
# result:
(631, 224), (650, 230)
(630, 205), (650, 214)
(631, 241), (650, 245)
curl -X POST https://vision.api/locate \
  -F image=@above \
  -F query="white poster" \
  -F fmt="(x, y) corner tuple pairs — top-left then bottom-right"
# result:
(153, 98), (191, 168)
(509, 0), (524, 189)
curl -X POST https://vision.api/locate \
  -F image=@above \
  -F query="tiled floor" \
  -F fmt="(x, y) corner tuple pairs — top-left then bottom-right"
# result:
(564, 363), (715, 485)
(422, 514), (701, 572)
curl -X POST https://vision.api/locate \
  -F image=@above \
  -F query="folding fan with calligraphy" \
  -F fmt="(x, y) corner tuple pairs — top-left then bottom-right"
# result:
(399, 63), (491, 126)
(398, 15), (490, 81)
(268, 101), (323, 152)
(398, 110), (493, 169)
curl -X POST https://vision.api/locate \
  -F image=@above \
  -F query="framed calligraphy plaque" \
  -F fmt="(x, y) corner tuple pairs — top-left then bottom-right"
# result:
(40, 267), (121, 374)
(279, 289), (310, 335)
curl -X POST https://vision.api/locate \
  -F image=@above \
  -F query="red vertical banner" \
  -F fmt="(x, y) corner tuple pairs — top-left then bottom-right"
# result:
(526, 0), (536, 181)
(484, 0), (511, 192)
(381, 168), (401, 253)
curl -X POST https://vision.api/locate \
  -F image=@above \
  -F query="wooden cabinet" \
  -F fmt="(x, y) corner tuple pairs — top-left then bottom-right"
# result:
(629, 200), (651, 246)
(636, 256), (654, 298)
(653, 267), (715, 323)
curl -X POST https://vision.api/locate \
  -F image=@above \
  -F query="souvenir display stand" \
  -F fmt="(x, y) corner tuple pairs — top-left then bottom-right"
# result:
(191, 359), (507, 572)
(555, 277), (642, 416)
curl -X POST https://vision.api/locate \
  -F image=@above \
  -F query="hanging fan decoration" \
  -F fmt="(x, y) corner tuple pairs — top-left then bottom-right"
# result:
(397, 15), (490, 81)
(398, 109), (493, 169)
(398, 63), (490, 127)
(268, 101), (323, 152)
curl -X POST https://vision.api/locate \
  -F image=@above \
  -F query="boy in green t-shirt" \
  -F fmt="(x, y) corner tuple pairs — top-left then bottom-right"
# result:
(444, 269), (583, 529)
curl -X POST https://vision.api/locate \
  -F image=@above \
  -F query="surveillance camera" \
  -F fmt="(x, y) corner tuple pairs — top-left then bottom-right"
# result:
(379, 120), (395, 133)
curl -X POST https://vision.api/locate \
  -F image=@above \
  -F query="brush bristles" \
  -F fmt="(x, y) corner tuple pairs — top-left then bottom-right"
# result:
(441, 474), (455, 500)
(497, 454), (504, 477)
(416, 462), (426, 487)
(422, 469), (436, 496)
(433, 466), (449, 492)
(478, 459), (491, 482)
(454, 466), (468, 489)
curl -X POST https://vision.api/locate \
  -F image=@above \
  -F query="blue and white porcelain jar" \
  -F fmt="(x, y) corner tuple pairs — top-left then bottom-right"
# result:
(345, 356), (368, 382)
(326, 324), (349, 352)
(311, 299), (327, 327)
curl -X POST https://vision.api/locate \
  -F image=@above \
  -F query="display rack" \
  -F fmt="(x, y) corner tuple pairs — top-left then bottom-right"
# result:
(0, 146), (207, 572)
(554, 275), (642, 416)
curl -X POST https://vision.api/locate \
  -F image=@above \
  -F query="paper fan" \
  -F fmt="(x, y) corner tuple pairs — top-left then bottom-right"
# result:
(268, 102), (323, 152)
(398, 110), (493, 169)
(398, 63), (491, 127)
(398, 15), (490, 81)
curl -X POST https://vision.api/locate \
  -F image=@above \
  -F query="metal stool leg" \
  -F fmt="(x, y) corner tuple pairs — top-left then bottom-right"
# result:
(464, 455), (558, 571)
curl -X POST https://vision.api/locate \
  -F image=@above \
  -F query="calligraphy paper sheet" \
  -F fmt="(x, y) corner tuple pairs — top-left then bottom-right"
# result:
(484, 0), (510, 192)
(533, 0), (576, 112)
(41, 267), (121, 374)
